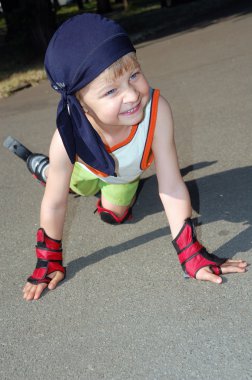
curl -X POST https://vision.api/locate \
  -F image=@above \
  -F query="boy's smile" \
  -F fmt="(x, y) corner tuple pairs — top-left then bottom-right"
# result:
(119, 101), (141, 116)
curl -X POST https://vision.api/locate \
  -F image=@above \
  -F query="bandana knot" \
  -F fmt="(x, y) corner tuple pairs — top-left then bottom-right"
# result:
(52, 82), (68, 99)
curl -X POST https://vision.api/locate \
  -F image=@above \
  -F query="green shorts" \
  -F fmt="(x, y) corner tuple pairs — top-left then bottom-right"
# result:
(70, 162), (139, 206)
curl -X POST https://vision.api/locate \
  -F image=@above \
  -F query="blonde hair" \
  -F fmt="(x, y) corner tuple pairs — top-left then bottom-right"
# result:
(76, 52), (140, 103)
(104, 52), (140, 81)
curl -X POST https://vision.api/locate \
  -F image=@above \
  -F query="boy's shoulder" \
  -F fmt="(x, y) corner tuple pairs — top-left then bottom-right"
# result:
(151, 91), (174, 143)
(156, 92), (173, 123)
(49, 129), (73, 168)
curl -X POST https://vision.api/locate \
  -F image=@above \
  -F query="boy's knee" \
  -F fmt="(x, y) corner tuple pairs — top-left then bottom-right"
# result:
(96, 197), (132, 224)
(101, 195), (130, 217)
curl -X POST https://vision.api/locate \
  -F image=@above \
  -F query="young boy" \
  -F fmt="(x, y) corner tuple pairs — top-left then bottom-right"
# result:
(4, 14), (247, 301)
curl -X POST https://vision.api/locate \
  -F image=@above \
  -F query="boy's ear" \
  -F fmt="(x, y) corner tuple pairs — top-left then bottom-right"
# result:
(81, 103), (89, 113)
(76, 92), (88, 112)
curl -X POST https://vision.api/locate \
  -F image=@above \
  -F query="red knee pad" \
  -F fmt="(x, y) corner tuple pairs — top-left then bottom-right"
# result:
(172, 219), (226, 278)
(95, 199), (132, 224)
(27, 228), (66, 285)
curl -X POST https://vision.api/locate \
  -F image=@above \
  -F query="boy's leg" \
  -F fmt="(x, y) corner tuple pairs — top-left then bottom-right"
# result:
(3, 137), (96, 196)
(3, 136), (49, 185)
(97, 179), (139, 224)
(70, 162), (100, 196)
(70, 162), (139, 223)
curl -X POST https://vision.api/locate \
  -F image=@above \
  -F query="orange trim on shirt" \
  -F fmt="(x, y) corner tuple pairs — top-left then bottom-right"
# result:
(80, 161), (109, 178)
(140, 89), (160, 170)
(105, 124), (138, 153)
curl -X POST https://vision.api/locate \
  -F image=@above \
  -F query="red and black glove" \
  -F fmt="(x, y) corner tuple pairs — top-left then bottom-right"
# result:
(172, 218), (227, 278)
(27, 228), (66, 285)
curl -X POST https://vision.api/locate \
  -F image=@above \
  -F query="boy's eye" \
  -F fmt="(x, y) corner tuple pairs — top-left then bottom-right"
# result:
(105, 88), (116, 96)
(130, 71), (140, 80)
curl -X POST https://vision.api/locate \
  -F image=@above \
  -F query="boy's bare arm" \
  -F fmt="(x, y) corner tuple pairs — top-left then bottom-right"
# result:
(40, 130), (73, 240)
(152, 95), (247, 283)
(23, 130), (73, 301)
(152, 95), (191, 238)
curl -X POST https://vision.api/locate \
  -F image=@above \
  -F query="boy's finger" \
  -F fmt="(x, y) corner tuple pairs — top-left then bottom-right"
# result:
(23, 284), (36, 300)
(23, 282), (32, 293)
(196, 267), (222, 284)
(24, 286), (37, 301)
(223, 259), (246, 264)
(221, 260), (247, 268)
(23, 283), (47, 300)
(220, 265), (246, 274)
(34, 284), (48, 300)
(48, 271), (64, 290)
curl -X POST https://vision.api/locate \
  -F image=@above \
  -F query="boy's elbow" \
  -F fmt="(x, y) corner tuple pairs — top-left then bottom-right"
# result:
(41, 193), (68, 211)
(158, 181), (189, 201)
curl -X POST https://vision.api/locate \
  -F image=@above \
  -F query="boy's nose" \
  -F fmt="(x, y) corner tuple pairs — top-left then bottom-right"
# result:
(123, 86), (139, 103)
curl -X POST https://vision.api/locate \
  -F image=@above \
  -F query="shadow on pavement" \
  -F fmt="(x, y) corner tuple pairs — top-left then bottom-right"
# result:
(66, 163), (252, 281)
(128, 0), (252, 46)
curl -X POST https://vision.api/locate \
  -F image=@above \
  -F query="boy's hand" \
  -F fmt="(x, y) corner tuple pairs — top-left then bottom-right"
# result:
(196, 259), (247, 284)
(172, 219), (248, 282)
(24, 228), (66, 301)
(23, 271), (64, 301)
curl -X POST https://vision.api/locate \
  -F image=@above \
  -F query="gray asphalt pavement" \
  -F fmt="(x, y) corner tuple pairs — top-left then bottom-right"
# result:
(1, 9), (252, 380)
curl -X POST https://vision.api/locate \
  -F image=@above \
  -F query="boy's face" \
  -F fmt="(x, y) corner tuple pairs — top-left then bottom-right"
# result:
(77, 64), (150, 131)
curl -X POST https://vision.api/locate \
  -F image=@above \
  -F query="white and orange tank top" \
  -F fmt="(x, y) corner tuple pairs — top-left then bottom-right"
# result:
(77, 88), (160, 184)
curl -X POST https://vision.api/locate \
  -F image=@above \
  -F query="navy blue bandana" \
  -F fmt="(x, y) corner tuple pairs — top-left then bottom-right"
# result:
(44, 13), (135, 176)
